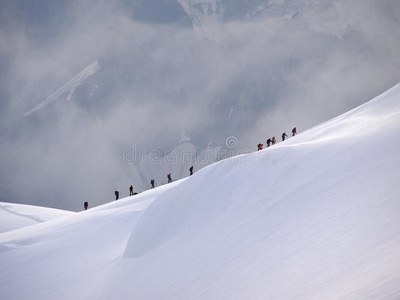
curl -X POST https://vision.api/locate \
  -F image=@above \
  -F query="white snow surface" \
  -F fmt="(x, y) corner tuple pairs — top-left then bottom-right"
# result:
(0, 202), (74, 234)
(1, 83), (400, 299)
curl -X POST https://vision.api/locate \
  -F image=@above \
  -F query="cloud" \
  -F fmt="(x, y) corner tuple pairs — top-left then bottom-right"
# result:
(0, 0), (399, 210)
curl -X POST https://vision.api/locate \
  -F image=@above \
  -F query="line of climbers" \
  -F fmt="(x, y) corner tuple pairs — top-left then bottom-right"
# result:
(86, 165), (196, 210)
(85, 128), (298, 210)
(258, 127), (297, 151)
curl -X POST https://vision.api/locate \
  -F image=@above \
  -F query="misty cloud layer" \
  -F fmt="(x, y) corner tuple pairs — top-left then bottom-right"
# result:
(0, 0), (399, 210)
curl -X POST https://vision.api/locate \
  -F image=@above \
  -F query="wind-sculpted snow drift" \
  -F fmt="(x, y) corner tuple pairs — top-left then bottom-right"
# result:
(1, 83), (400, 299)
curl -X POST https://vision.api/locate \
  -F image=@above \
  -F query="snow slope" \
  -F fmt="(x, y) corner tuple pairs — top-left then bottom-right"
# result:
(1, 83), (400, 299)
(0, 202), (74, 234)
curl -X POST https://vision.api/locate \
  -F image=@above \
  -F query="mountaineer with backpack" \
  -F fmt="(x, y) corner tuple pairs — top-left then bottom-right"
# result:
(84, 202), (88, 210)
(266, 138), (272, 147)
(129, 185), (134, 196)
(271, 137), (276, 145)
(257, 143), (263, 151)
(282, 132), (288, 141)
(150, 179), (155, 189)
(115, 191), (119, 201)
(190, 166), (194, 176)
(292, 127), (297, 136)
(167, 173), (172, 183)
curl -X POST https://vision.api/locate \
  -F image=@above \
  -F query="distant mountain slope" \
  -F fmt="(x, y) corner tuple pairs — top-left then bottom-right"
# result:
(177, 0), (338, 39)
(0, 83), (399, 299)
(177, 0), (224, 39)
(24, 61), (100, 117)
(0, 202), (74, 234)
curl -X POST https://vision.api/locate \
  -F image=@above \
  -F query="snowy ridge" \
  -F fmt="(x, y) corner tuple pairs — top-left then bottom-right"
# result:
(1, 83), (400, 299)
(24, 61), (100, 117)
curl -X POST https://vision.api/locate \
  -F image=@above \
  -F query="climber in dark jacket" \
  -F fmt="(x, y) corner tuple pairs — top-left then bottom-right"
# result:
(266, 138), (272, 147)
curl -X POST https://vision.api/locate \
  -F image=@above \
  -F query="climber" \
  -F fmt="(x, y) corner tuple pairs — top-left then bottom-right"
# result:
(266, 138), (272, 147)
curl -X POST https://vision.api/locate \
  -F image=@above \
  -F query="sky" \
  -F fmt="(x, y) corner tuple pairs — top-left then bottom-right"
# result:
(0, 0), (399, 211)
